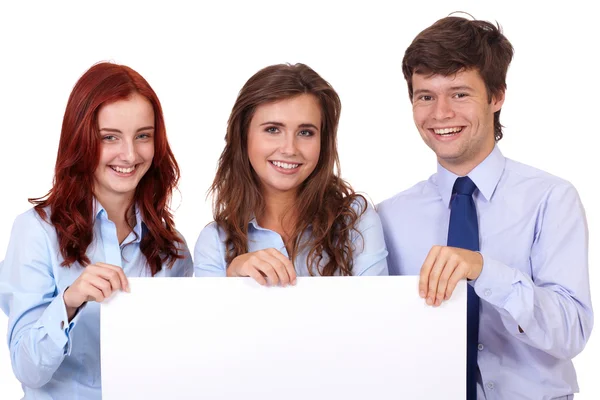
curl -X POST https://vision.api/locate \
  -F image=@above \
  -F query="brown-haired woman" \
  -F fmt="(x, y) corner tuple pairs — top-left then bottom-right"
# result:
(194, 63), (388, 284)
(0, 62), (192, 399)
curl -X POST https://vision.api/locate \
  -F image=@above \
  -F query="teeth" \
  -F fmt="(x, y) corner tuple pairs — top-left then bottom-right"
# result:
(112, 165), (135, 174)
(272, 161), (299, 169)
(433, 127), (462, 135)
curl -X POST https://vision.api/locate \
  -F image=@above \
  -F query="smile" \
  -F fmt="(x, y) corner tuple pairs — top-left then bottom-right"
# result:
(110, 165), (137, 174)
(432, 127), (463, 136)
(269, 160), (301, 170)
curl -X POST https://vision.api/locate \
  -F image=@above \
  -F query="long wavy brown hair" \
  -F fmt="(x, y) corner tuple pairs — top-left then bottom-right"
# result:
(211, 63), (365, 276)
(29, 62), (183, 275)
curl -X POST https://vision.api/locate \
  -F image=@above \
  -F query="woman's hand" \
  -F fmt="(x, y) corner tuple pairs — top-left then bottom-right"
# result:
(227, 248), (296, 286)
(63, 262), (129, 319)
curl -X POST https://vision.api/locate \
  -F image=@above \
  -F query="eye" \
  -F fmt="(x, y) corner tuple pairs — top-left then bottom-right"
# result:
(102, 135), (117, 141)
(417, 95), (433, 101)
(136, 133), (153, 140)
(298, 130), (314, 137)
(265, 126), (279, 134)
(454, 93), (468, 99)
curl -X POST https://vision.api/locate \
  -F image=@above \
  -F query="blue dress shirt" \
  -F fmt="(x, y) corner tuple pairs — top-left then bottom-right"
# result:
(194, 201), (388, 277)
(0, 201), (193, 399)
(377, 146), (592, 400)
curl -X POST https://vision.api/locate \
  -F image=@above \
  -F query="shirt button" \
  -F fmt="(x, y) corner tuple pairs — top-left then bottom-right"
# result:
(484, 289), (492, 297)
(478, 344), (484, 351)
(486, 382), (495, 390)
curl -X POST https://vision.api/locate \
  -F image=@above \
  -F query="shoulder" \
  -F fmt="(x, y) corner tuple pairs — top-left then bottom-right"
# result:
(10, 207), (55, 241)
(503, 158), (579, 199)
(194, 221), (227, 253)
(376, 177), (435, 217)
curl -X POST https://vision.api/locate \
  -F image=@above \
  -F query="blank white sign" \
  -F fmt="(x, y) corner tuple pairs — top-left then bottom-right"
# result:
(101, 276), (466, 399)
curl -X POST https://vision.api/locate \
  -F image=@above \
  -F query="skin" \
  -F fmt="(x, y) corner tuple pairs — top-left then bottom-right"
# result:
(227, 94), (322, 286)
(411, 69), (504, 306)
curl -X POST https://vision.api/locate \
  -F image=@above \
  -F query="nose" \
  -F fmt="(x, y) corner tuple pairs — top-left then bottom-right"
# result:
(433, 97), (455, 120)
(279, 132), (297, 156)
(119, 138), (136, 164)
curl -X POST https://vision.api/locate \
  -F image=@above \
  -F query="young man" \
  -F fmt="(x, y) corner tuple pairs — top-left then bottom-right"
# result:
(377, 16), (593, 399)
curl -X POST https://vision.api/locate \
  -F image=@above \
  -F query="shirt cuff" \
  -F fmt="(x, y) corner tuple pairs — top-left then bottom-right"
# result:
(473, 254), (522, 307)
(33, 288), (84, 356)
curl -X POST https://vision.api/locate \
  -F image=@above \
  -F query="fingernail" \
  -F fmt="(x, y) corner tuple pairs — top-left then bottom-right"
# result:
(419, 291), (425, 298)
(426, 298), (433, 305)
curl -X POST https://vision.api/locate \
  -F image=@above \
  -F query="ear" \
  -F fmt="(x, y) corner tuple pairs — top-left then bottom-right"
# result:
(491, 90), (505, 113)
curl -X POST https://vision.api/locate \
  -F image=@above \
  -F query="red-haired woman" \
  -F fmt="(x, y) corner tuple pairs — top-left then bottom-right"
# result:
(194, 63), (388, 283)
(0, 62), (192, 399)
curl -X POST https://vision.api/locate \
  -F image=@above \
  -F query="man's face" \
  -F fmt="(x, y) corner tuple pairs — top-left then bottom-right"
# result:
(411, 69), (504, 174)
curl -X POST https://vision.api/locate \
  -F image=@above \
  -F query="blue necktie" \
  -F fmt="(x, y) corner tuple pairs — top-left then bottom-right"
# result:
(447, 176), (480, 400)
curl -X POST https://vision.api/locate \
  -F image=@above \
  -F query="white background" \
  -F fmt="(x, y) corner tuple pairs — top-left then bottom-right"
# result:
(0, 0), (597, 398)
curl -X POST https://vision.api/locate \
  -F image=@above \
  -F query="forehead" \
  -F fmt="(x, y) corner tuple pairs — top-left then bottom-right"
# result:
(251, 94), (321, 125)
(412, 69), (486, 92)
(97, 93), (154, 126)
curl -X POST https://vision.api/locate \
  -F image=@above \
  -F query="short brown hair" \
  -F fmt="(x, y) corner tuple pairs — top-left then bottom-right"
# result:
(402, 16), (514, 141)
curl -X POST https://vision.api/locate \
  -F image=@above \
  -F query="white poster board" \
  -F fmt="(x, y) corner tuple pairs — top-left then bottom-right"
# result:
(101, 276), (466, 399)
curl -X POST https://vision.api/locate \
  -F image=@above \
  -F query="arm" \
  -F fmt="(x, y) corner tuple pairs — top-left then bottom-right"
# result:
(193, 223), (295, 285)
(193, 223), (227, 277)
(474, 183), (593, 359)
(351, 203), (389, 276)
(0, 212), (81, 388)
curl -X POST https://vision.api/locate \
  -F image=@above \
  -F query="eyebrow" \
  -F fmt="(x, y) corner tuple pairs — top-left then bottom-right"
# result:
(260, 121), (320, 131)
(99, 126), (155, 133)
(413, 89), (434, 97)
(414, 86), (474, 95)
(448, 85), (474, 92)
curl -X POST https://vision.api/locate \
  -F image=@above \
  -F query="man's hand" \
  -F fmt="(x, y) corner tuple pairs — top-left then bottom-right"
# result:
(419, 246), (483, 306)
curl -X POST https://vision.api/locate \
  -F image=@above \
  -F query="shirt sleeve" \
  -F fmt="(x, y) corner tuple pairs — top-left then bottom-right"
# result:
(351, 201), (389, 276)
(0, 211), (84, 388)
(473, 183), (593, 359)
(193, 222), (227, 277)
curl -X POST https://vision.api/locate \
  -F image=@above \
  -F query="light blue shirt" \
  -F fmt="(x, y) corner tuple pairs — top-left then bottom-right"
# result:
(194, 201), (388, 277)
(377, 146), (592, 400)
(0, 201), (193, 399)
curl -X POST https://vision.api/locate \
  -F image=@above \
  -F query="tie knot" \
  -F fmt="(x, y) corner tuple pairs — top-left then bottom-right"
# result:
(453, 176), (477, 196)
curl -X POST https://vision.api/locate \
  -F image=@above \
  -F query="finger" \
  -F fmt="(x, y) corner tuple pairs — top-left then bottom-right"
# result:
(261, 251), (291, 286)
(252, 261), (279, 286)
(268, 248), (296, 285)
(95, 262), (130, 292)
(245, 266), (268, 286)
(445, 262), (469, 300)
(420, 246), (441, 300)
(428, 249), (451, 307)
(435, 253), (460, 305)
(84, 274), (114, 300)
(81, 281), (106, 303)
(89, 266), (123, 293)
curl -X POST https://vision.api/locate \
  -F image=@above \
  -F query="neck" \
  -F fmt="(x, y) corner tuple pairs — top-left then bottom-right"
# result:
(95, 191), (134, 227)
(440, 144), (495, 177)
(258, 189), (298, 238)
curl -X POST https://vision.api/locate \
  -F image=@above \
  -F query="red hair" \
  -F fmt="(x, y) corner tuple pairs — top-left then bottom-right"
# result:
(30, 62), (183, 275)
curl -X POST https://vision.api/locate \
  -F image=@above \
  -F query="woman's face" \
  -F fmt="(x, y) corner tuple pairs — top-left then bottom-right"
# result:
(247, 94), (322, 198)
(93, 93), (155, 202)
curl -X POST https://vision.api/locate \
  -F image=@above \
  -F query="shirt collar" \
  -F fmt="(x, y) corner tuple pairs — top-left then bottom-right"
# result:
(249, 215), (261, 230)
(436, 145), (506, 206)
(94, 198), (146, 243)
